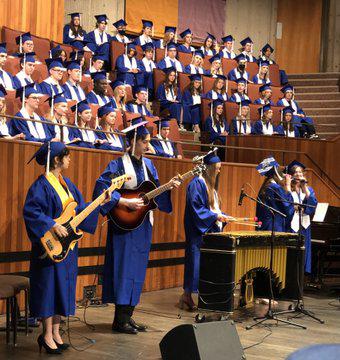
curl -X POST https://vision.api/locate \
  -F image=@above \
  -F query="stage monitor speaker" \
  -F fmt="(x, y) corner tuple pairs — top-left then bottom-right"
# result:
(159, 320), (245, 360)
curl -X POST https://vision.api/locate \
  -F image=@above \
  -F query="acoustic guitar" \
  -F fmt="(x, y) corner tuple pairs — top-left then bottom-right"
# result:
(40, 174), (130, 263)
(109, 164), (206, 230)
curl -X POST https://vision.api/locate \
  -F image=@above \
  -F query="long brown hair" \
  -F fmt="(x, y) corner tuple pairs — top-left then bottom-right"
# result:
(69, 20), (85, 38)
(0, 98), (7, 124)
(258, 169), (285, 200)
(212, 78), (226, 94)
(188, 81), (202, 96)
(203, 163), (220, 208)
(164, 71), (178, 96)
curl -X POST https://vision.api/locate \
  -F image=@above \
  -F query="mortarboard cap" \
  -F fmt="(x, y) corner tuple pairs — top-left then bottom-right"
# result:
(92, 52), (106, 62)
(142, 19), (153, 28)
(258, 104), (271, 115)
(166, 42), (177, 50)
(70, 50), (84, 61)
(261, 43), (274, 53)
(46, 92), (67, 107)
(161, 66), (177, 75)
(209, 53), (221, 63)
(189, 74), (202, 82)
(286, 160), (306, 175)
(90, 71), (108, 82)
(259, 60), (270, 67)
(50, 45), (63, 58)
(234, 53), (247, 62)
(206, 32), (216, 41)
(210, 99), (224, 108)
(28, 141), (66, 166)
(193, 49), (204, 58)
(122, 118), (150, 140)
(179, 29), (192, 38)
(282, 106), (295, 115)
(134, 85), (148, 93)
(45, 58), (66, 71)
(16, 32), (32, 45)
(165, 26), (176, 34)
(110, 80), (125, 91)
(240, 37), (253, 46)
(281, 84), (294, 93)
(141, 43), (154, 52)
(204, 151), (221, 165)
(113, 19), (127, 28)
(16, 83), (42, 100)
(68, 12), (81, 19)
(19, 52), (36, 64)
(221, 35), (234, 43)
(215, 74), (227, 80)
(70, 99), (91, 113)
(259, 83), (272, 92)
(66, 59), (81, 71)
(127, 43), (136, 52)
(236, 77), (247, 84)
(256, 156), (280, 177)
(238, 99), (251, 107)
(95, 14), (108, 23)
(98, 103), (115, 118)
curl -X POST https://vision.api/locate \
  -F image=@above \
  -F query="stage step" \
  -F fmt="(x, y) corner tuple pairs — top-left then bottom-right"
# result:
(294, 85), (339, 93)
(289, 78), (339, 87)
(288, 72), (340, 80)
(295, 92), (340, 100)
(306, 108), (340, 116)
(297, 100), (340, 108)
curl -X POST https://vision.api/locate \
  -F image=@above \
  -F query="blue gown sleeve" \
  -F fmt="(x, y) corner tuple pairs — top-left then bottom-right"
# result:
(63, 24), (71, 44)
(156, 59), (166, 70)
(267, 184), (295, 218)
(156, 84), (171, 107)
(9, 116), (45, 142)
(116, 55), (130, 73)
(253, 121), (263, 135)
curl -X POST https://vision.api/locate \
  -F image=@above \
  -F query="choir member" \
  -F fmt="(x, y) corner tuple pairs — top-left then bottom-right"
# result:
(157, 42), (185, 73)
(276, 106), (301, 138)
(181, 152), (228, 310)
(50, 45), (67, 62)
(240, 37), (256, 62)
(15, 32), (34, 55)
(86, 71), (113, 106)
(285, 160), (317, 273)
(63, 12), (86, 46)
(13, 52), (36, 89)
(177, 28), (195, 53)
(69, 49), (89, 76)
(182, 74), (202, 132)
(296, 109), (317, 139)
(231, 99), (254, 135)
(219, 35), (236, 59)
(256, 157), (294, 232)
(89, 52), (106, 73)
(227, 54), (250, 81)
(208, 53), (224, 77)
(155, 26), (176, 49)
(39, 58), (65, 96)
(126, 86), (153, 116)
(253, 83), (275, 105)
(93, 119), (180, 333)
(204, 75), (228, 101)
(259, 44), (288, 85)
(24, 141), (108, 354)
(0, 43), (15, 90)
(253, 104), (279, 135)
(229, 77), (250, 103)
(112, 19), (130, 43)
(139, 43), (156, 98)
(252, 60), (271, 84)
(200, 33), (217, 56)
(204, 99), (229, 145)
(134, 19), (155, 46)
(156, 67), (182, 123)
(62, 60), (86, 102)
(185, 50), (206, 75)
(110, 80), (127, 111)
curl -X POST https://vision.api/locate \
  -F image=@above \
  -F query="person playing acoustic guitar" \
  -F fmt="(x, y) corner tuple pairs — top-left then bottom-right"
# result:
(23, 142), (112, 354)
(93, 118), (181, 334)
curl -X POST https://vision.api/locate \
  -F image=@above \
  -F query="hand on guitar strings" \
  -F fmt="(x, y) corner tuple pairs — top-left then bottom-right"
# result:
(100, 188), (113, 205)
(118, 197), (145, 210)
(169, 174), (182, 189)
(53, 223), (68, 238)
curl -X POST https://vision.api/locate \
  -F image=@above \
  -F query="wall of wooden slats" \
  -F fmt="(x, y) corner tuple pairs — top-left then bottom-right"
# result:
(0, 139), (338, 308)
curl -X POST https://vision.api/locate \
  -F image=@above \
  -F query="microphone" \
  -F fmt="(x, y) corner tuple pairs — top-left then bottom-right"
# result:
(238, 187), (246, 206)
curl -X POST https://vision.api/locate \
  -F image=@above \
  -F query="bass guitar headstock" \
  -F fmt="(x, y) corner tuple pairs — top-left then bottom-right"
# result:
(192, 163), (206, 176)
(110, 174), (132, 190)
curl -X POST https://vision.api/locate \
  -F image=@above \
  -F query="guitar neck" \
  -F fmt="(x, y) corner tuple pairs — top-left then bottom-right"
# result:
(70, 175), (128, 228)
(145, 170), (195, 201)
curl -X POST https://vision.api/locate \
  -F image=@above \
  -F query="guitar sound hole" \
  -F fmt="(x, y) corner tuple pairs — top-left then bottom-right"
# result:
(139, 193), (148, 206)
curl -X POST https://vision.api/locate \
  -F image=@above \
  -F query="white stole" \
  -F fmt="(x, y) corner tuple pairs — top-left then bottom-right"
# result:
(233, 93), (249, 102)
(156, 134), (174, 156)
(0, 70), (14, 90)
(236, 119), (251, 134)
(262, 121), (273, 135)
(65, 81), (86, 101)
(53, 123), (70, 143)
(290, 191), (311, 231)
(212, 120), (225, 133)
(221, 49), (235, 59)
(233, 69), (249, 80)
(0, 121), (9, 136)
(164, 57), (183, 72)
(210, 90), (227, 101)
(188, 64), (204, 74)
(131, 103), (146, 115)
(68, 28), (84, 41)
(200, 46), (213, 56)
(90, 91), (110, 106)
(254, 74), (271, 84)
(138, 34), (152, 46)
(19, 108), (47, 139)
(242, 51), (255, 62)
(192, 94), (201, 105)
(14, 70), (33, 87)
(123, 54), (138, 70)
(94, 28), (108, 45)
(43, 77), (63, 94)
(165, 86), (177, 101)
(280, 98), (298, 114)
(115, 34), (130, 43)
(142, 57), (156, 72)
(80, 128), (96, 142)
(286, 128), (296, 138)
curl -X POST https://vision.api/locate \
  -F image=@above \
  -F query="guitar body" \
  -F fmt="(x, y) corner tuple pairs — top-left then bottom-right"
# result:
(109, 180), (158, 230)
(40, 201), (83, 263)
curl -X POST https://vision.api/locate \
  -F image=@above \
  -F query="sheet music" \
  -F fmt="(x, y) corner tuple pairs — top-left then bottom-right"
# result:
(312, 203), (329, 222)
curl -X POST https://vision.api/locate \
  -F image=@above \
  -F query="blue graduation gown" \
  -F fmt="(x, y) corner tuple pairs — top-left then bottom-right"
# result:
(115, 55), (144, 88)
(177, 44), (194, 54)
(95, 126), (124, 152)
(0, 69), (15, 89)
(204, 90), (228, 102)
(253, 120), (280, 135)
(231, 118), (254, 135)
(227, 69), (250, 82)
(68, 127), (97, 148)
(184, 65), (207, 75)
(184, 177), (224, 293)
(61, 82), (86, 102)
(125, 102), (153, 116)
(23, 175), (99, 317)
(204, 116), (229, 144)
(182, 89), (201, 125)
(157, 59), (185, 73)
(156, 83), (182, 122)
(150, 137), (177, 158)
(13, 75), (33, 89)
(85, 91), (113, 106)
(275, 124), (300, 137)
(93, 155), (172, 306)
(84, 31), (111, 62)
(254, 98), (275, 106)
(229, 93), (250, 103)
(38, 81), (63, 97)
(286, 187), (317, 273)
(256, 182), (294, 232)
(9, 111), (55, 142)
(63, 24), (86, 45)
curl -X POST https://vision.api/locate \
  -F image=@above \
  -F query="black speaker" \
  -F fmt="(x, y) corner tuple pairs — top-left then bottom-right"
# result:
(159, 321), (245, 360)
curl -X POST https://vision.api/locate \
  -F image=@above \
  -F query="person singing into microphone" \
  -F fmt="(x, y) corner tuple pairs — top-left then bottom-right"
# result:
(285, 160), (318, 273)
(180, 152), (228, 311)
(256, 157), (295, 232)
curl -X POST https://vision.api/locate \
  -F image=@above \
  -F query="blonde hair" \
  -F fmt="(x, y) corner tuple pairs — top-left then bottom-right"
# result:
(163, 32), (173, 47)
(203, 163), (221, 208)
(99, 111), (116, 129)
(0, 98), (7, 124)
(113, 86), (126, 109)
(210, 64), (223, 76)
(47, 103), (68, 124)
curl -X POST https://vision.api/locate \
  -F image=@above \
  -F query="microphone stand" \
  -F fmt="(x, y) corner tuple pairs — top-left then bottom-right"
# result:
(240, 191), (306, 330)
(267, 196), (324, 324)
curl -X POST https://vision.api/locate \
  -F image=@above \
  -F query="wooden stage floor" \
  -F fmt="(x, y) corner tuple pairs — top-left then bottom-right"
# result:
(1, 287), (340, 359)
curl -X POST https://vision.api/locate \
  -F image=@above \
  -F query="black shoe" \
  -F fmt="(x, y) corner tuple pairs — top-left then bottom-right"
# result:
(112, 321), (138, 334)
(129, 318), (147, 332)
(54, 340), (70, 350)
(37, 334), (62, 354)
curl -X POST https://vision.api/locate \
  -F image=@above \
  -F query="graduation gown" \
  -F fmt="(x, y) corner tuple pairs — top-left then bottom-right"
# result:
(254, 98), (275, 106)
(63, 24), (86, 45)
(286, 187), (317, 273)
(182, 90), (201, 126)
(227, 68), (250, 82)
(204, 116), (229, 145)
(125, 102), (153, 116)
(275, 124), (300, 138)
(184, 64), (207, 75)
(199, 47), (216, 56)
(177, 44), (195, 53)
(139, 57), (156, 92)
(39, 78), (63, 97)
(156, 83), (182, 122)
(0, 121), (10, 137)
(204, 90), (228, 102)
(93, 153), (172, 306)
(0, 69), (15, 90)
(231, 118), (254, 135)
(95, 126), (124, 152)
(157, 57), (185, 73)
(13, 71), (34, 89)
(68, 126), (98, 148)
(219, 49), (236, 59)
(184, 176), (225, 293)
(252, 74), (271, 84)
(62, 81), (86, 102)
(84, 30), (111, 62)
(256, 181), (294, 232)
(150, 135), (178, 158)
(23, 174), (99, 317)
(253, 120), (278, 135)
(86, 91), (113, 106)
(115, 54), (144, 88)
(229, 92), (250, 103)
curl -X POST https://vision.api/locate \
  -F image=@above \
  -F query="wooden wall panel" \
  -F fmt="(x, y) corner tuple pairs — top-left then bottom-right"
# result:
(0, 0), (64, 42)
(276, 0), (322, 73)
(0, 139), (338, 309)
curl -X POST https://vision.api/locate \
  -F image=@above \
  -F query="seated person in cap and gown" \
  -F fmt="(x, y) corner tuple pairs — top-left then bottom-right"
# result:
(9, 84), (55, 142)
(254, 83), (275, 105)
(62, 60), (86, 102)
(84, 15), (111, 63)
(39, 58), (66, 97)
(23, 141), (109, 354)
(93, 119), (181, 334)
(111, 19), (130, 43)
(252, 60), (271, 84)
(139, 43), (156, 100)
(13, 52), (36, 89)
(253, 105), (280, 135)
(200, 33), (217, 56)
(89, 51), (106, 74)
(0, 43), (15, 90)
(63, 12), (86, 45)
(69, 49), (90, 77)
(116, 43), (144, 90)
(177, 29), (196, 53)
(285, 160), (318, 274)
(259, 44), (288, 85)
(95, 103), (124, 152)
(150, 118), (182, 158)
(227, 54), (250, 81)
(229, 77), (250, 103)
(110, 80), (127, 111)
(13, 32), (35, 57)
(204, 99), (229, 146)
(208, 54), (224, 77)
(185, 50), (207, 75)
(0, 85), (25, 139)
(231, 99), (254, 135)
(256, 157), (294, 232)
(204, 75), (228, 102)
(240, 37), (256, 62)
(49, 45), (67, 63)
(156, 67), (183, 124)
(276, 106), (301, 138)
(296, 109), (317, 139)
(134, 19), (156, 46)
(181, 152), (228, 310)
(182, 74), (202, 132)
(126, 86), (154, 116)
(219, 35), (236, 59)
(157, 42), (185, 73)
(155, 26), (176, 49)
(86, 71), (114, 106)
